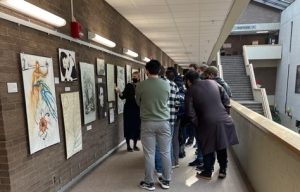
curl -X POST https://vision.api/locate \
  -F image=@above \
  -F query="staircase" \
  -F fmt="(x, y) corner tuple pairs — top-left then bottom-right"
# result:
(221, 55), (264, 115)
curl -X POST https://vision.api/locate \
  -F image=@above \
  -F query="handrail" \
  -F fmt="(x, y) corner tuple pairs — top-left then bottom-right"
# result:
(217, 51), (223, 79)
(231, 100), (300, 155)
(242, 45), (272, 120)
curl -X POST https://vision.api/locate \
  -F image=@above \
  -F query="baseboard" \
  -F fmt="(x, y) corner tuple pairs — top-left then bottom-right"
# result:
(58, 140), (126, 192)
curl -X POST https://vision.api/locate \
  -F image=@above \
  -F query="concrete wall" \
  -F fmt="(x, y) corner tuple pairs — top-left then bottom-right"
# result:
(237, 1), (281, 24)
(0, 0), (175, 191)
(275, 0), (300, 130)
(245, 45), (282, 60)
(254, 67), (277, 95)
(231, 100), (300, 192)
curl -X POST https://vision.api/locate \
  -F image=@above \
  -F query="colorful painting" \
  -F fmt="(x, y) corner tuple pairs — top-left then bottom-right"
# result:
(117, 66), (125, 114)
(106, 64), (115, 102)
(20, 53), (60, 154)
(296, 65), (300, 93)
(98, 83), (107, 119)
(80, 62), (97, 124)
(126, 65), (132, 83)
(61, 92), (82, 159)
(97, 58), (106, 76)
(59, 48), (77, 82)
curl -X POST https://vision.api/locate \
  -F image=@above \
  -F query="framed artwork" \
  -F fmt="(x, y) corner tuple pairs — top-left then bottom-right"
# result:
(20, 53), (60, 154)
(117, 66), (125, 114)
(80, 62), (97, 124)
(58, 48), (77, 82)
(126, 65), (132, 84)
(109, 107), (115, 124)
(106, 64), (115, 102)
(98, 83), (107, 119)
(295, 65), (300, 93)
(61, 92), (82, 159)
(97, 58), (106, 76)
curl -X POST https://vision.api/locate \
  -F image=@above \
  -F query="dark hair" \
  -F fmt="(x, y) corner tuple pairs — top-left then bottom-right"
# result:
(167, 67), (177, 76)
(198, 64), (208, 72)
(146, 60), (161, 75)
(189, 64), (197, 70)
(60, 51), (68, 76)
(158, 65), (165, 77)
(185, 70), (200, 84)
(166, 70), (175, 81)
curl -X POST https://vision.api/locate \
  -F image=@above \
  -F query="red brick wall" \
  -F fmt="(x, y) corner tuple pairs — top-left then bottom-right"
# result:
(0, 0), (175, 191)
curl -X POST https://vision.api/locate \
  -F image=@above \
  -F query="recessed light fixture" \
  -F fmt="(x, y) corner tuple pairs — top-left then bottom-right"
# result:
(123, 48), (138, 58)
(88, 32), (116, 48)
(256, 31), (269, 34)
(0, 0), (66, 27)
(143, 57), (150, 62)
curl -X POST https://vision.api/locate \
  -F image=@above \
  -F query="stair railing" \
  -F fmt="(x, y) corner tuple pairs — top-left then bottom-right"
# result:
(217, 51), (224, 78)
(243, 45), (273, 120)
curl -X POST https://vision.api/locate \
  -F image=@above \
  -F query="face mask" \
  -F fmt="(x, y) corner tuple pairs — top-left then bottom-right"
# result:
(132, 78), (139, 83)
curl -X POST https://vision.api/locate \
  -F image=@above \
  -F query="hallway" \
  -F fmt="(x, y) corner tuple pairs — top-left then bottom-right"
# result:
(69, 144), (251, 192)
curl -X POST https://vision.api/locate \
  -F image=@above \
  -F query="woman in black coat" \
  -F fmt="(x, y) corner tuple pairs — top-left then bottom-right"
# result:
(116, 71), (141, 152)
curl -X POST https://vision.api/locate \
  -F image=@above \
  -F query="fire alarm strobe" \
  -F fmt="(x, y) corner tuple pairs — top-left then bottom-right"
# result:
(71, 21), (83, 39)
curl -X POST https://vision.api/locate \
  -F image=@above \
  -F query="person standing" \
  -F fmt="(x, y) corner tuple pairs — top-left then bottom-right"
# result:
(185, 70), (239, 180)
(136, 60), (172, 191)
(116, 71), (141, 152)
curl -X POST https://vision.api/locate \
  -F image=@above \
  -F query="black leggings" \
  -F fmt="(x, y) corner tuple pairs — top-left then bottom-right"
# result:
(126, 138), (138, 148)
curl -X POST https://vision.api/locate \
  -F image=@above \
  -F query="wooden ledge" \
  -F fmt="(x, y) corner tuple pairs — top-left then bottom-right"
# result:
(231, 100), (300, 156)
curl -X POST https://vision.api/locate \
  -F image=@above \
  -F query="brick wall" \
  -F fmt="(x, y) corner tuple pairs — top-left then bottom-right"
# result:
(0, 0), (175, 191)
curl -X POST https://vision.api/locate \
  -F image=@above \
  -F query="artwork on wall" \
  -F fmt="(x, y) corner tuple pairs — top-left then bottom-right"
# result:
(296, 65), (300, 93)
(126, 65), (132, 84)
(97, 58), (106, 76)
(80, 62), (97, 124)
(61, 92), (82, 159)
(98, 83), (107, 119)
(117, 66), (125, 114)
(58, 48), (77, 82)
(106, 64), (115, 102)
(20, 53), (60, 154)
(109, 106), (115, 124)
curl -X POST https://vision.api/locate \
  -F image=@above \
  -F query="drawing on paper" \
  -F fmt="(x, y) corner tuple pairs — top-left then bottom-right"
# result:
(20, 53), (60, 154)
(98, 83), (107, 119)
(59, 48), (77, 82)
(61, 92), (82, 159)
(126, 65), (132, 83)
(117, 66), (125, 114)
(80, 62), (97, 124)
(97, 58), (106, 76)
(106, 64), (115, 102)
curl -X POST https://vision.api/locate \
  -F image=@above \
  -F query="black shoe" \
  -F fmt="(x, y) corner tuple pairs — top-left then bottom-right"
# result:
(195, 164), (204, 171)
(219, 168), (227, 179)
(196, 171), (212, 180)
(139, 181), (155, 191)
(133, 146), (140, 151)
(127, 147), (133, 152)
(188, 159), (202, 166)
(158, 177), (170, 189)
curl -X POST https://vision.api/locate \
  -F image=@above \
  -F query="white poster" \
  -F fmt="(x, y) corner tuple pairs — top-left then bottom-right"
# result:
(97, 58), (106, 76)
(59, 48), (77, 82)
(126, 65), (132, 84)
(117, 66), (125, 114)
(106, 64), (115, 102)
(61, 92), (82, 159)
(80, 62), (97, 124)
(20, 53), (60, 154)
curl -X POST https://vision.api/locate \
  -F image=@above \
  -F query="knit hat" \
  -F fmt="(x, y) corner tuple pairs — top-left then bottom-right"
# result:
(204, 66), (219, 77)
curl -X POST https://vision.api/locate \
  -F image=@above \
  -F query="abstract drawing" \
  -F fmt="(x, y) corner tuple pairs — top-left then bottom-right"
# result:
(126, 65), (132, 83)
(97, 58), (106, 76)
(98, 83), (107, 119)
(20, 53), (60, 154)
(117, 66), (125, 114)
(296, 65), (300, 93)
(80, 62), (97, 124)
(61, 92), (82, 159)
(106, 64), (115, 102)
(59, 48), (77, 82)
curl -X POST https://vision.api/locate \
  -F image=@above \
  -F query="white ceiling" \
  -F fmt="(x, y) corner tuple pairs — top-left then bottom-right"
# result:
(105, 0), (234, 67)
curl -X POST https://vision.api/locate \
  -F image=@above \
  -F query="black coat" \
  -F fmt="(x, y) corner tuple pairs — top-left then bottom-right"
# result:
(120, 83), (141, 139)
(186, 80), (239, 155)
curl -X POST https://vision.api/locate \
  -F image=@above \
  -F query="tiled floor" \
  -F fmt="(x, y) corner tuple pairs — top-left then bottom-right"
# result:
(69, 143), (251, 192)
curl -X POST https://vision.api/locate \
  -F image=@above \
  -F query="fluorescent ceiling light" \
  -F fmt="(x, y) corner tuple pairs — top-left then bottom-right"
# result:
(143, 57), (150, 62)
(256, 31), (269, 34)
(88, 32), (116, 48)
(123, 48), (138, 58)
(0, 0), (66, 27)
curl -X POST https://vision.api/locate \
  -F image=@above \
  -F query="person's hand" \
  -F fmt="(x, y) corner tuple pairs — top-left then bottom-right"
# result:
(115, 87), (120, 93)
